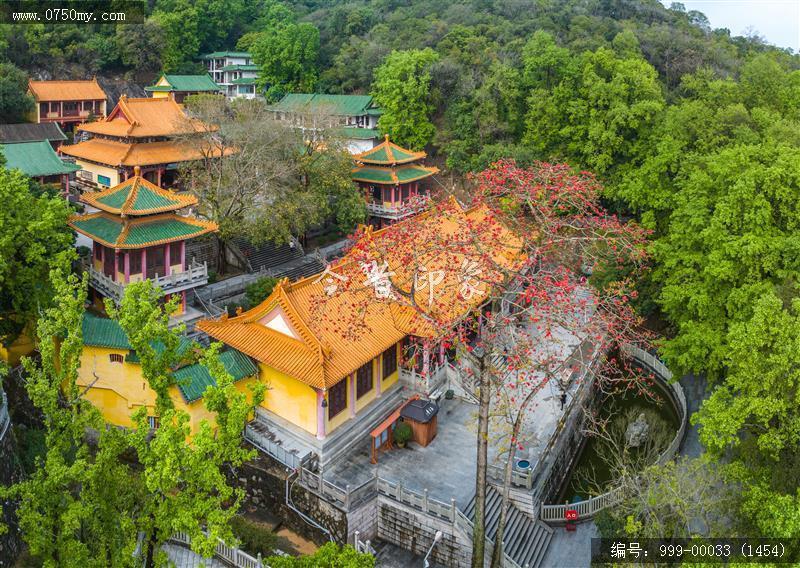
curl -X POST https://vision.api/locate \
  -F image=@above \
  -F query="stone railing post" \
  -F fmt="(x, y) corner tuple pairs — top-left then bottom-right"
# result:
(450, 497), (456, 521)
(423, 488), (429, 511)
(345, 484), (351, 509)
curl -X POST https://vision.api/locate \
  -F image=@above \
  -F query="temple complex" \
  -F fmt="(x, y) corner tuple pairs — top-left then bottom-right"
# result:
(27, 79), (107, 131)
(60, 96), (220, 191)
(351, 135), (439, 228)
(68, 166), (217, 321)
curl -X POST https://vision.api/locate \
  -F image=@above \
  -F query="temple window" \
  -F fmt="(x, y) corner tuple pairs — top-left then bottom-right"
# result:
(109, 353), (124, 364)
(356, 361), (373, 399)
(382, 345), (397, 379)
(328, 379), (347, 419)
(130, 250), (142, 274)
(170, 242), (182, 268)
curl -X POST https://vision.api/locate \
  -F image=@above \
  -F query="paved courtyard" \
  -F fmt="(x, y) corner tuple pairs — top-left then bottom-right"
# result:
(325, 397), (489, 508)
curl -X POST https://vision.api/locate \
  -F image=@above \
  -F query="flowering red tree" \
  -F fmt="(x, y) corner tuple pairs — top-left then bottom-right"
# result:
(309, 161), (650, 567)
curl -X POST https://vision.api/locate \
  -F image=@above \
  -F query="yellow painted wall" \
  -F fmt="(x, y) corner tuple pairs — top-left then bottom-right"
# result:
(380, 343), (400, 391)
(326, 375), (352, 432)
(77, 160), (121, 187)
(259, 363), (317, 435)
(0, 329), (35, 366)
(354, 360), (378, 413)
(77, 345), (258, 433)
(151, 91), (169, 99)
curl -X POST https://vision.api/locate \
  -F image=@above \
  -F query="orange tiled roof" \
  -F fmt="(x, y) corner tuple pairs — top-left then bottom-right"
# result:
(28, 79), (106, 102)
(197, 201), (525, 390)
(78, 96), (209, 138)
(60, 138), (228, 167)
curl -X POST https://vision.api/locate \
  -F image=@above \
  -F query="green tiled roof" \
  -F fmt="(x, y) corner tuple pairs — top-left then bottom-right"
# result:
(0, 141), (80, 177)
(82, 177), (197, 216)
(351, 165), (438, 185)
(83, 313), (132, 349)
(201, 51), (251, 59)
(337, 127), (380, 140)
(124, 218), (208, 246)
(364, 146), (389, 162)
(231, 77), (256, 85)
(131, 187), (178, 211)
(173, 349), (257, 403)
(270, 94), (378, 117)
(221, 64), (259, 72)
(145, 74), (220, 93)
(72, 216), (123, 244)
(70, 213), (215, 248)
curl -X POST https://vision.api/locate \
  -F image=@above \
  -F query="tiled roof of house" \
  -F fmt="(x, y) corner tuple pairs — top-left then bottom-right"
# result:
(77, 96), (209, 138)
(0, 141), (80, 177)
(28, 79), (106, 102)
(231, 77), (257, 85)
(145, 74), (221, 93)
(68, 211), (217, 249)
(81, 173), (197, 216)
(353, 135), (426, 165)
(174, 349), (257, 403)
(201, 51), (251, 59)
(82, 312), (132, 349)
(60, 138), (229, 167)
(270, 93), (377, 117)
(0, 122), (67, 143)
(337, 127), (380, 140)
(351, 164), (438, 185)
(197, 201), (525, 390)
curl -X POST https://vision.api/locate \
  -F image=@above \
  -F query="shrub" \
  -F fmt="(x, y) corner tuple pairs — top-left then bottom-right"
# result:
(393, 422), (412, 446)
(245, 276), (279, 308)
(230, 515), (278, 557)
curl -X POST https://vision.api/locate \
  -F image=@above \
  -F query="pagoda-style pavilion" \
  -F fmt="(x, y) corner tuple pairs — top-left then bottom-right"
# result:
(68, 166), (217, 318)
(60, 96), (221, 192)
(351, 135), (439, 228)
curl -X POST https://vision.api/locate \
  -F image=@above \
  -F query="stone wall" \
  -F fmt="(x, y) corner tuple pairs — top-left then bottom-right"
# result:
(377, 500), (473, 568)
(232, 453), (348, 545)
(346, 495), (378, 543)
(186, 236), (220, 275)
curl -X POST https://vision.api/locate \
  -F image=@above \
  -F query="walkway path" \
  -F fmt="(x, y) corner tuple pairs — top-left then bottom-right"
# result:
(162, 543), (228, 568)
(539, 521), (599, 567)
(678, 373), (708, 457)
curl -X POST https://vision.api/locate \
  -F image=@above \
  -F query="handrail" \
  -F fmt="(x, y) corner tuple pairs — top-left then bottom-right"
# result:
(168, 531), (267, 568)
(539, 344), (688, 523)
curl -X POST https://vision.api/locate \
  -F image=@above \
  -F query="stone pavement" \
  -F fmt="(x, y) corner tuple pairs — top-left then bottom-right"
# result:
(539, 520), (599, 568)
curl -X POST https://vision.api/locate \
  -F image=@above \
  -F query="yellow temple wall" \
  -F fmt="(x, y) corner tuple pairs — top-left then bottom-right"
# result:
(76, 160), (121, 187)
(77, 345), (258, 433)
(258, 363), (317, 435)
(0, 329), (35, 366)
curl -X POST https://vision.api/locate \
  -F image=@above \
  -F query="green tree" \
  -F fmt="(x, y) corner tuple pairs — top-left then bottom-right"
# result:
(152, 1), (201, 73)
(109, 282), (266, 565)
(245, 276), (279, 309)
(371, 48), (440, 150)
(0, 62), (34, 122)
(116, 20), (165, 81)
(1, 271), (140, 567)
(251, 12), (320, 101)
(0, 168), (73, 347)
(268, 542), (374, 567)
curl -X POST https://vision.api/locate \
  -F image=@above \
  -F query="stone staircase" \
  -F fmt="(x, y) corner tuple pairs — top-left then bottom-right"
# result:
(231, 237), (305, 273)
(464, 486), (553, 568)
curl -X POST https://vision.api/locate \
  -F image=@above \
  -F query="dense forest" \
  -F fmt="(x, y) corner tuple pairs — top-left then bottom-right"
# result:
(3, 0), (800, 538)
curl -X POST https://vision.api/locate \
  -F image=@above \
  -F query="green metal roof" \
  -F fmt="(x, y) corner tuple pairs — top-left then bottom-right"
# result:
(0, 141), (80, 177)
(145, 74), (220, 93)
(270, 94), (378, 117)
(174, 349), (257, 403)
(231, 77), (257, 85)
(221, 64), (259, 72)
(94, 181), (178, 212)
(83, 313), (131, 349)
(201, 51), (251, 59)
(338, 127), (380, 140)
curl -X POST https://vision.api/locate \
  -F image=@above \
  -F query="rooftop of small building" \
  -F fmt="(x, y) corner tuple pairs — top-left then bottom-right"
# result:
(145, 74), (221, 93)
(28, 78), (106, 102)
(201, 51), (251, 59)
(0, 122), (67, 144)
(269, 93), (378, 117)
(0, 140), (80, 177)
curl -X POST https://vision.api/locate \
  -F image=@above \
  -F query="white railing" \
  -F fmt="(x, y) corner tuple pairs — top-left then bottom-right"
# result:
(365, 198), (429, 219)
(87, 262), (208, 301)
(540, 486), (625, 522)
(539, 344), (688, 524)
(486, 464), (533, 490)
(169, 531), (268, 568)
(244, 425), (310, 470)
(0, 389), (10, 442)
(299, 467), (350, 508)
